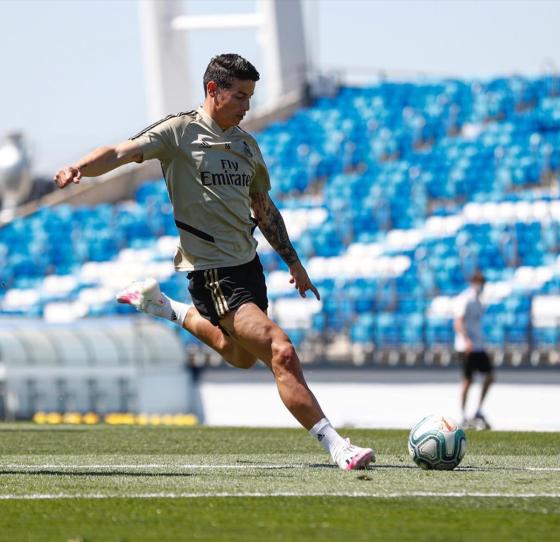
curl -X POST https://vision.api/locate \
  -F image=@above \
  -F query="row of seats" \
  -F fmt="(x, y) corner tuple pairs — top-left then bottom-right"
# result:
(1, 76), (559, 360)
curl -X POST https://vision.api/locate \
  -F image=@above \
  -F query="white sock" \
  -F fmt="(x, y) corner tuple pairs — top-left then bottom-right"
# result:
(167, 296), (190, 327)
(144, 292), (190, 328)
(309, 417), (346, 459)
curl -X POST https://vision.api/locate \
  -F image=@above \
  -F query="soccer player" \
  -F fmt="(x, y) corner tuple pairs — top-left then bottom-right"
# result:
(53, 54), (374, 470)
(453, 270), (493, 429)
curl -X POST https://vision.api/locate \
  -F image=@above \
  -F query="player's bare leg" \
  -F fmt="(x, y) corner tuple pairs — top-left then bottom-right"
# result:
(473, 372), (493, 430)
(478, 372), (493, 408)
(116, 278), (256, 369)
(117, 281), (374, 469)
(184, 307), (257, 369)
(460, 377), (472, 423)
(220, 302), (374, 470)
(219, 302), (323, 428)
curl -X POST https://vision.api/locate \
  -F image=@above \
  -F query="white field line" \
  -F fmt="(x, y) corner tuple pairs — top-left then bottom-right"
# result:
(0, 492), (559, 500)
(0, 464), (302, 470)
(460, 467), (560, 472)
(1, 464), (559, 472)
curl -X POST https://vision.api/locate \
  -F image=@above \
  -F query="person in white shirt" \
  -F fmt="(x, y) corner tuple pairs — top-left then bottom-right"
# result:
(453, 271), (493, 429)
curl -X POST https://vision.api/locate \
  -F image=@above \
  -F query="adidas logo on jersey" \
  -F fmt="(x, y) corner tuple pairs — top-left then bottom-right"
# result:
(198, 140), (211, 148)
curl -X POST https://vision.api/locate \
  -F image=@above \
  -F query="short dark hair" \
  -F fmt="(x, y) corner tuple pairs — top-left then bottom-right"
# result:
(203, 54), (260, 96)
(469, 270), (486, 284)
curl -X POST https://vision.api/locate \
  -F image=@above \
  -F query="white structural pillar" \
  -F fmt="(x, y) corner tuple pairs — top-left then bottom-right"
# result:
(139, 0), (190, 121)
(258, 0), (307, 107)
(139, 0), (307, 119)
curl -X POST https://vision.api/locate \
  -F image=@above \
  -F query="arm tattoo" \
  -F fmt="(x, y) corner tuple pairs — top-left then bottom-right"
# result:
(251, 193), (299, 266)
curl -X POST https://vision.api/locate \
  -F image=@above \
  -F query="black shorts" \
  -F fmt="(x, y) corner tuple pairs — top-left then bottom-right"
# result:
(187, 255), (268, 326)
(457, 351), (493, 380)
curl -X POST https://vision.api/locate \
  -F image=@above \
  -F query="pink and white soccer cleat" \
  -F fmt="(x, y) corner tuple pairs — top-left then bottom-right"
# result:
(116, 278), (176, 320)
(334, 439), (375, 471)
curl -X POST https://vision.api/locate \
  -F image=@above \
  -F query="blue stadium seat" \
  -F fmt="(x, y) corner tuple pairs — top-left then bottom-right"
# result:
(2, 75), (560, 358)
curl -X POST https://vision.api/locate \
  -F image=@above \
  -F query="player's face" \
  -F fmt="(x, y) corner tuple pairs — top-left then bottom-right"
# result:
(213, 78), (255, 129)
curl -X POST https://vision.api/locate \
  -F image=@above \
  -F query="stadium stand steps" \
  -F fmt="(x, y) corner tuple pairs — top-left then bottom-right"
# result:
(1, 75), (560, 366)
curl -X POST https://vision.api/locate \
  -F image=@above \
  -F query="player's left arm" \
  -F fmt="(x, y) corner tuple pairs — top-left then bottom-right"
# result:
(251, 192), (320, 300)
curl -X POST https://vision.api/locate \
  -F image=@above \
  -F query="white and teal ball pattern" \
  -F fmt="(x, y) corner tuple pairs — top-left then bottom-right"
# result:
(408, 415), (467, 470)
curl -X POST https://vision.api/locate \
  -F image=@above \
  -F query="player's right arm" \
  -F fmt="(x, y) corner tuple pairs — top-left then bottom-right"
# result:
(53, 140), (143, 189)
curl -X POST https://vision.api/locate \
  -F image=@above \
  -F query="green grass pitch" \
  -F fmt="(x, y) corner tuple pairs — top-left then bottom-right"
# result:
(0, 425), (558, 541)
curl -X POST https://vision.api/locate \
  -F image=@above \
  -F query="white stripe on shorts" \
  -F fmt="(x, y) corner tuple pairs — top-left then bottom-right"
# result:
(213, 268), (229, 316)
(204, 269), (228, 318)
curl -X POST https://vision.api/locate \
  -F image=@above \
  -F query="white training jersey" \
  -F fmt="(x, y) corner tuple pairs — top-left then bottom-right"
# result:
(453, 286), (485, 352)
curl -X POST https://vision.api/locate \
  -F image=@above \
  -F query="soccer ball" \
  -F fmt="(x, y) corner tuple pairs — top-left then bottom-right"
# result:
(408, 414), (467, 470)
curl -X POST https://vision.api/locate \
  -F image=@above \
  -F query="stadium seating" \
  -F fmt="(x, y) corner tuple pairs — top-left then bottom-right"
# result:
(1, 75), (559, 365)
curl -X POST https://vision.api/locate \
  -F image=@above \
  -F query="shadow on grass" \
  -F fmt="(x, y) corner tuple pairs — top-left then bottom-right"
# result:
(0, 432), (89, 433)
(365, 464), (554, 473)
(306, 463), (412, 472)
(0, 470), (196, 477)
